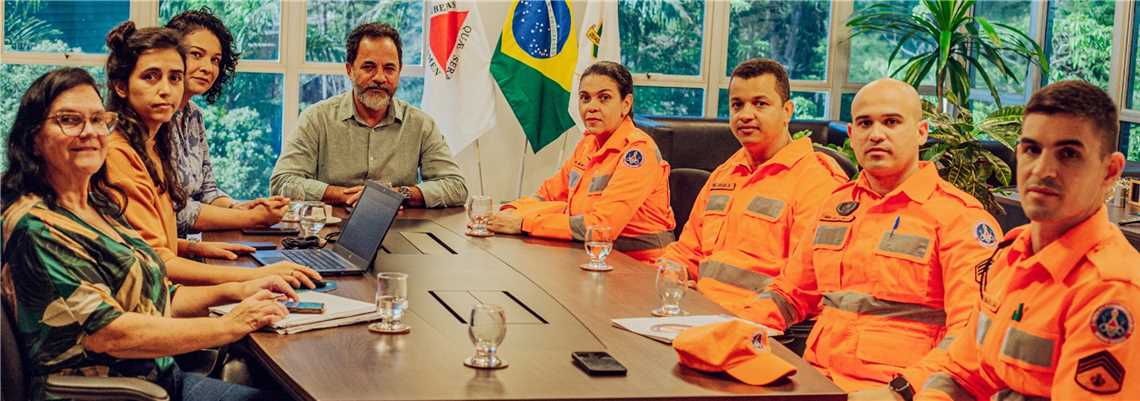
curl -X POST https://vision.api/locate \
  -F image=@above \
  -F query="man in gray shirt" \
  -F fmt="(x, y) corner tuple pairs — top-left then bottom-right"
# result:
(271, 22), (467, 207)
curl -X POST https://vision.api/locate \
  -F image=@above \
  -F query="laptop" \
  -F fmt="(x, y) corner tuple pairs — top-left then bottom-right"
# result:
(251, 181), (403, 275)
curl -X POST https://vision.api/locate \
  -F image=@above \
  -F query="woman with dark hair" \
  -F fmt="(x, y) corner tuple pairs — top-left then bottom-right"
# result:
(488, 61), (676, 263)
(165, 7), (290, 237)
(101, 21), (320, 287)
(2, 67), (289, 401)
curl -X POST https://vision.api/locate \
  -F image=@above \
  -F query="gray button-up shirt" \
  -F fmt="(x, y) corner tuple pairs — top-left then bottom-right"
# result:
(270, 92), (468, 207)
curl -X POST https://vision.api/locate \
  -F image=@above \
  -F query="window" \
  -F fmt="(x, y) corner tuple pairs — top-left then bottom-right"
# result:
(726, 1), (829, 80)
(159, 0), (281, 61)
(299, 74), (424, 113)
(1043, 0), (1115, 89)
(1129, 0), (1140, 111)
(619, 0), (704, 119)
(305, 0), (423, 66)
(716, 89), (828, 120)
(1123, 123), (1140, 162)
(848, 0), (935, 85)
(970, 1), (1034, 103)
(195, 73), (283, 199)
(619, 0), (703, 76)
(3, 0), (129, 53)
(633, 86), (703, 118)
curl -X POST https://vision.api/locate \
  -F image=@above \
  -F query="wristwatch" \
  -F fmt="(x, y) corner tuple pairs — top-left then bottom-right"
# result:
(889, 373), (915, 401)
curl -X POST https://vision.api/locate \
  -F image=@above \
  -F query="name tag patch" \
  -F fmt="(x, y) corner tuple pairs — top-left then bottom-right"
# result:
(705, 194), (730, 212)
(711, 182), (736, 191)
(814, 225), (849, 247)
(878, 232), (931, 259)
(746, 196), (785, 219)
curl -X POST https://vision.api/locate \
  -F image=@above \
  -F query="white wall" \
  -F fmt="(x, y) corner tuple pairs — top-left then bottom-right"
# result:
(449, 0), (585, 204)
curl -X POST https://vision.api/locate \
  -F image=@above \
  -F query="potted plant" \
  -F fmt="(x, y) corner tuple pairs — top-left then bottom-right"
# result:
(847, 0), (1048, 108)
(922, 102), (1024, 213)
(847, 0), (1049, 214)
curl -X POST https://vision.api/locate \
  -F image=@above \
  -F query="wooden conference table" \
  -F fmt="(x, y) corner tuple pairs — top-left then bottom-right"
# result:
(205, 207), (845, 401)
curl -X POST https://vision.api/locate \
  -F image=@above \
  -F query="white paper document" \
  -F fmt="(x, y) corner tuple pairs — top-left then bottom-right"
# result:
(611, 315), (782, 344)
(209, 290), (379, 334)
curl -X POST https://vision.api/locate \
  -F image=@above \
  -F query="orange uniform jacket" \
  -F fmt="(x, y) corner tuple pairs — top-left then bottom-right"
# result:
(105, 134), (180, 263)
(504, 118), (675, 263)
(918, 207), (1140, 401)
(658, 138), (848, 314)
(740, 162), (1002, 391)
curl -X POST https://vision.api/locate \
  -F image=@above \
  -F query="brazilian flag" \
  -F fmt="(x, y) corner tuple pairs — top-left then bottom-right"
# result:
(491, 0), (578, 153)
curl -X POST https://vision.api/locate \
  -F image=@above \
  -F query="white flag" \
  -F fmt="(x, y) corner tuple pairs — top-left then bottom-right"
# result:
(569, 0), (622, 131)
(423, 0), (496, 155)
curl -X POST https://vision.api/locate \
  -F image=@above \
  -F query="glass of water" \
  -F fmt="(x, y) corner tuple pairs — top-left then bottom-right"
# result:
(299, 202), (327, 237)
(651, 262), (687, 316)
(579, 224), (613, 271)
(465, 195), (494, 237)
(463, 304), (507, 369)
(369, 272), (410, 334)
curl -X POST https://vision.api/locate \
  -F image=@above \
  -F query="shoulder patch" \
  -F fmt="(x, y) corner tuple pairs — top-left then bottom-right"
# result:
(1091, 304), (1133, 344)
(974, 221), (998, 248)
(623, 149), (644, 168)
(1075, 350), (1124, 394)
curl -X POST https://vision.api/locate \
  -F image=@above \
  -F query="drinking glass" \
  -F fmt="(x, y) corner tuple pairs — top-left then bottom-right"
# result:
(466, 195), (494, 237)
(369, 272), (410, 334)
(463, 304), (508, 369)
(651, 262), (687, 316)
(282, 201), (305, 223)
(299, 202), (327, 237)
(579, 224), (613, 271)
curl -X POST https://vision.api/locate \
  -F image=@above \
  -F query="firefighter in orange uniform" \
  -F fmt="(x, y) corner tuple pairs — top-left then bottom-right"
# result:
(487, 61), (675, 263)
(657, 58), (848, 314)
(916, 81), (1140, 401)
(738, 78), (1002, 395)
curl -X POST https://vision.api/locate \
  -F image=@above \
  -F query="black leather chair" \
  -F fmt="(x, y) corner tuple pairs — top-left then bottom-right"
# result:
(813, 145), (858, 179)
(668, 168), (711, 238)
(2, 291), (169, 401)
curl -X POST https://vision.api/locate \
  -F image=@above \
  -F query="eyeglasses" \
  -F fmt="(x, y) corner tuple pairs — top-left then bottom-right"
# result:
(45, 112), (118, 136)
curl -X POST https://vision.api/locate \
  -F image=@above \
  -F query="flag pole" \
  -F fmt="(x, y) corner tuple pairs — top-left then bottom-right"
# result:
(517, 134), (527, 198)
(474, 138), (487, 196)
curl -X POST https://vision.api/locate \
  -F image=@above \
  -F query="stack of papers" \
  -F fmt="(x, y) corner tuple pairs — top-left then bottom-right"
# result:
(209, 290), (382, 335)
(611, 314), (781, 344)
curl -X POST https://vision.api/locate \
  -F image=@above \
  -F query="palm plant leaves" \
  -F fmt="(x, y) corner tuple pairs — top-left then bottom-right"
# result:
(847, 0), (1047, 107)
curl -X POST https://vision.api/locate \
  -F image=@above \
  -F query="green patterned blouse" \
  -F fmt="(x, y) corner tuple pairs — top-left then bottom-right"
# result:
(2, 194), (176, 400)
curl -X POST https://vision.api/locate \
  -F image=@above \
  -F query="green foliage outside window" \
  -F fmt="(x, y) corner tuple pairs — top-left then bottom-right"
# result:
(306, 0), (423, 65)
(726, 0), (829, 80)
(1045, 0), (1114, 89)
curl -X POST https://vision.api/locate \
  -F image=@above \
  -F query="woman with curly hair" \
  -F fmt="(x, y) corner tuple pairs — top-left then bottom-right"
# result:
(165, 8), (290, 239)
(102, 21), (320, 287)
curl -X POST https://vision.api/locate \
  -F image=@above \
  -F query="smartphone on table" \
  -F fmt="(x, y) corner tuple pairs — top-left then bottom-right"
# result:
(282, 301), (325, 314)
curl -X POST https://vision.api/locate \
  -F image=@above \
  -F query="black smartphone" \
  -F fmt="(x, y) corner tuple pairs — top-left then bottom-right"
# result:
(233, 241), (277, 251)
(241, 226), (300, 236)
(282, 301), (325, 314)
(571, 351), (627, 376)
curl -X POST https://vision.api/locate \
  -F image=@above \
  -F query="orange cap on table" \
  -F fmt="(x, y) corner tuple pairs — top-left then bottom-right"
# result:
(672, 320), (797, 385)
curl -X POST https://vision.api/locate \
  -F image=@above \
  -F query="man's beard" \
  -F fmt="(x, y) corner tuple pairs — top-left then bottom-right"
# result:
(355, 84), (392, 111)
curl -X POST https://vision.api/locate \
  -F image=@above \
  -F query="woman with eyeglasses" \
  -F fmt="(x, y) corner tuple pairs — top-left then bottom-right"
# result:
(1, 67), (288, 401)
(100, 22), (320, 287)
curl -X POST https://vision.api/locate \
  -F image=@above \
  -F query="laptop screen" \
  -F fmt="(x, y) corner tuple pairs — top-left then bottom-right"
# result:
(332, 182), (403, 268)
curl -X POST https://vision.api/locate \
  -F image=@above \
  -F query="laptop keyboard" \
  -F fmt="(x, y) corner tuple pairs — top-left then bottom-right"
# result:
(281, 249), (348, 271)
